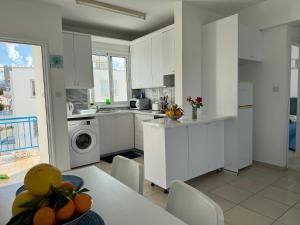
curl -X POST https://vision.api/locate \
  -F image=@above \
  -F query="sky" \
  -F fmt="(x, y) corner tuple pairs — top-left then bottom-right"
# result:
(0, 42), (33, 81)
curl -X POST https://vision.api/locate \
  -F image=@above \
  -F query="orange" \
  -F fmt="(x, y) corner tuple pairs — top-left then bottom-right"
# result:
(55, 200), (75, 221)
(74, 193), (92, 214)
(33, 207), (55, 225)
(61, 181), (75, 190)
(175, 110), (182, 117)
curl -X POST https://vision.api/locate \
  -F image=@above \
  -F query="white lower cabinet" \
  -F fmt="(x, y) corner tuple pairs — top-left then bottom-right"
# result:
(144, 120), (225, 189)
(134, 114), (154, 151)
(98, 114), (134, 156)
(188, 121), (224, 179)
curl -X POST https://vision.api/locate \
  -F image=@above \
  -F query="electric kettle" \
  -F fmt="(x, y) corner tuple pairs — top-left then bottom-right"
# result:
(66, 102), (74, 116)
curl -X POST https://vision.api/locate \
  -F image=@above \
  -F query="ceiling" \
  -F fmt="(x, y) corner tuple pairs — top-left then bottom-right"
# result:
(189, 0), (266, 15)
(39, 0), (266, 40)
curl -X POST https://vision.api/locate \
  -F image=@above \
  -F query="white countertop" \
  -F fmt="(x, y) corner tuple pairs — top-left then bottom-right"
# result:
(0, 166), (187, 225)
(143, 114), (235, 128)
(67, 109), (166, 119)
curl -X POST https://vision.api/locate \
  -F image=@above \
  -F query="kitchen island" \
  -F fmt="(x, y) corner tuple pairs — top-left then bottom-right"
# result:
(143, 115), (233, 190)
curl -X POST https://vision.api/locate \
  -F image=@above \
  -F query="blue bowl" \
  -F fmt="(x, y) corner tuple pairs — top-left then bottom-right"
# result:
(15, 175), (84, 196)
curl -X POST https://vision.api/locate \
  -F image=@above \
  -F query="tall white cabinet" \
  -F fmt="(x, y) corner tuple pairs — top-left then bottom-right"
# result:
(202, 14), (260, 173)
(63, 31), (94, 89)
(130, 25), (175, 89)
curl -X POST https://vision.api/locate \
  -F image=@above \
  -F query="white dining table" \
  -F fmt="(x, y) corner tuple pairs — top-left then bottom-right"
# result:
(0, 166), (187, 225)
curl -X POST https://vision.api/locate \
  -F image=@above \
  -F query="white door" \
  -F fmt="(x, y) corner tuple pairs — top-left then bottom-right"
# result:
(188, 124), (208, 179)
(0, 40), (54, 180)
(207, 121), (224, 171)
(238, 108), (253, 168)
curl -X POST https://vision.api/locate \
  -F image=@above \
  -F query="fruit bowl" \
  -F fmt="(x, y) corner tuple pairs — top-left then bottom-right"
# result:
(165, 104), (184, 120)
(7, 164), (93, 225)
(62, 210), (89, 225)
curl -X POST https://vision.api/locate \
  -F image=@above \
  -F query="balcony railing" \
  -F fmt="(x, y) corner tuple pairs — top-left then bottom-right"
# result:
(0, 116), (39, 153)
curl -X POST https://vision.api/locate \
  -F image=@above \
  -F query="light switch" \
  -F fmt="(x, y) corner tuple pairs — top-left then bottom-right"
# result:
(273, 86), (279, 92)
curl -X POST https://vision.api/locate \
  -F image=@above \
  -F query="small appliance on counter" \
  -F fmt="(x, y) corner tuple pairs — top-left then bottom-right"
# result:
(66, 102), (74, 116)
(152, 102), (162, 111)
(130, 98), (150, 110)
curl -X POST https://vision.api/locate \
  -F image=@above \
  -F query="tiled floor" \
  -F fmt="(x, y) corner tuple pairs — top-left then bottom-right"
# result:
(0, 152), (40, 187)
(96, 155), (300, 225)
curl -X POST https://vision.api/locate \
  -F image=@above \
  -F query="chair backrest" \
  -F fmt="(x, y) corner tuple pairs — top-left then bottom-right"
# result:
(166, 180), (224, 225)
(111, 155), (144, 194)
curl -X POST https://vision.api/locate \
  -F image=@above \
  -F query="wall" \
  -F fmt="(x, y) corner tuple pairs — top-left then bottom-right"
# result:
(238, 0), (300, 29)
(10, 68), (36, 117)
(174, 2), (222, 114)
(144, 87), (175, 105)
(0, 0), (70, 170)
(239, 25), (290, 167)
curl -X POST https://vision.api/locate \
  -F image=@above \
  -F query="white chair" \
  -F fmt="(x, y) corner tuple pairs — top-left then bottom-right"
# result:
(166, 180), (224, 225)
(111, 155), (144, 194)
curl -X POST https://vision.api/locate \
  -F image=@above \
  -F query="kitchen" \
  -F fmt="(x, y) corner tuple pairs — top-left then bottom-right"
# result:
(2, 0), (300, 225)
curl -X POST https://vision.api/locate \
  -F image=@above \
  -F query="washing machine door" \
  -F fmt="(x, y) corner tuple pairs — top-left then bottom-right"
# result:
(71, 129), (96, 154)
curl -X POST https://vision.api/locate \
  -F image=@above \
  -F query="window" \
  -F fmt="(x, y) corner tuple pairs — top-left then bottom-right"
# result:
(91, 54), (128, 104)
(30, 79), (36, 97)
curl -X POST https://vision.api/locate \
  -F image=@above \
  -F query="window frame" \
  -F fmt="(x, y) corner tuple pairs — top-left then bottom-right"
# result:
(91, 51), (131, 106)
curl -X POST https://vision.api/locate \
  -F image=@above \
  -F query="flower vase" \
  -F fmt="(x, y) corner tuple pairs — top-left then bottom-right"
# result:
(192, 107), (197, 120)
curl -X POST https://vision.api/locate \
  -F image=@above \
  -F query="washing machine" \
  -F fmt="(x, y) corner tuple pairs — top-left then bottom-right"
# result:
(68, 118), (100, 168)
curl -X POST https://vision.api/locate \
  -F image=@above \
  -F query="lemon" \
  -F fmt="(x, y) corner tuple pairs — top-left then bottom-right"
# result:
(12, 190), (36, 216)
(24, 163), (62, 196)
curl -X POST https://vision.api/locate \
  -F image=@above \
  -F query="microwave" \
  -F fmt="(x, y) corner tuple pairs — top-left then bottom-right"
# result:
(130, 98), (150, 110)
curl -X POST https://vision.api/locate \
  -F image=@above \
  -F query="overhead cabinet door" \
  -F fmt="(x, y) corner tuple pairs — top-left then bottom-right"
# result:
(63, 32), (94, 89)
(202, 14), (238, 117)
(63, 32), (76, 88)
(151, 34), (163, 87)
(130, 39), (152, 89)
(73, 34), (94, 88)
(162, 29), (175, 75)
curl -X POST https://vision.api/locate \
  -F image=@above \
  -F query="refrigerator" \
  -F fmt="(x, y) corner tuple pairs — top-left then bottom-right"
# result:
(238, 82), (254, 170)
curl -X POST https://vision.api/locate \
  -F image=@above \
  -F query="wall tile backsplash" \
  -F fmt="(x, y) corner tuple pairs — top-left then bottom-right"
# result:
(144, 87), (175, 104)
(66, 89), (89, 112)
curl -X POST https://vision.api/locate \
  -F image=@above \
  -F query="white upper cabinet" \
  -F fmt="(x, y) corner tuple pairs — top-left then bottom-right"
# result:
(239, 24), (263, 62)
(63, 32), (94, 89)
(63, 32), (76, 88)
(130, 25), (175, 89)
(162, 28), (175, 75)
(151, 33), (163, 87)
(130, 38), (152, 89)
(202, 14), (239, 117)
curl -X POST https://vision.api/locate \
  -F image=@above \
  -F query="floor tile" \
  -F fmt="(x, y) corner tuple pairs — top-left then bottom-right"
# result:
(145, 191), (168, 209)
(230, 177), (269, 193)
(211, 185), (253, 204)
(205, 192), (236, 212)
(271, 222), (286, 225)
(209, 171), (239, 183)
(278, 208), (300, 225)
(239, 169), (283, 185)
(294, 201), (300, 210)
(187, 175), (227, 192)
(143, 180), (163, 196)
(240, 195), (290, 219)
(225, 206), (274, 225)
(258, 186), (300, 206)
